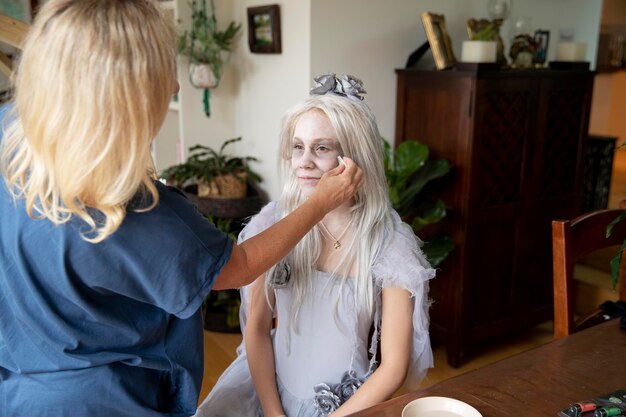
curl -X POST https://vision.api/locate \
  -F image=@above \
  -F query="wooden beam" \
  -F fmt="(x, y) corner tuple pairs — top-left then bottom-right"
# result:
(0, 14), (29, 48)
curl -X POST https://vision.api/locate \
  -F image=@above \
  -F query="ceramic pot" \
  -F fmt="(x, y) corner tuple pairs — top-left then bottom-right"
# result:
(189, 62), (218, 89)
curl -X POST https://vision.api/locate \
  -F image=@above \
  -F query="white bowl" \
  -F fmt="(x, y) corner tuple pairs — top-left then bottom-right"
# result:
(402, 396), (483, 417)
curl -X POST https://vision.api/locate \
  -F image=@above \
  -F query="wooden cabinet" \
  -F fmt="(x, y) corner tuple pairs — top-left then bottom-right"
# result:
(394, 67), (594, 366)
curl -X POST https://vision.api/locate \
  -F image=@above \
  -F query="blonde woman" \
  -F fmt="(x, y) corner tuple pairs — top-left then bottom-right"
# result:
(0, 2), (362, 416)
(196, 74), (434, 417)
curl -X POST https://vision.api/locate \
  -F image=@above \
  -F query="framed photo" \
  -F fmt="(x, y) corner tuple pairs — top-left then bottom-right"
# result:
(420, 12), (456, 70)
(247, 4), (281, 54)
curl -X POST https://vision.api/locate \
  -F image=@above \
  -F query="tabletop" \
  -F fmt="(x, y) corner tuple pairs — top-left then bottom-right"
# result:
(349, 320), (626, 417)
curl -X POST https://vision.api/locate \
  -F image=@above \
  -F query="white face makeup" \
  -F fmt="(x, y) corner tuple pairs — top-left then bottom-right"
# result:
(291, 110), (342, 197)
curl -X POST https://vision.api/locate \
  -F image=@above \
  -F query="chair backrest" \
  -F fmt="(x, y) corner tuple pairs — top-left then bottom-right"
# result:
(552, 208), (626, 339)
(0, 14), (30, 77)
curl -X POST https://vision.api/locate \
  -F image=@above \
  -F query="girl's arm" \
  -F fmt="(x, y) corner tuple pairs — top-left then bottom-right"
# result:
(330, 287), (414, 417)
(245, 276), (285, 417)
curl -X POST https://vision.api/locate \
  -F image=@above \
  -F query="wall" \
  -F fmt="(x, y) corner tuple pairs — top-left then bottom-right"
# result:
(155, 0), (603, 200)
(230, 0), (312, 202)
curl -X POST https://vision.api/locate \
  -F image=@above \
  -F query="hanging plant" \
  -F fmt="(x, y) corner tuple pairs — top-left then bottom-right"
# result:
(177, 0), (241, 116)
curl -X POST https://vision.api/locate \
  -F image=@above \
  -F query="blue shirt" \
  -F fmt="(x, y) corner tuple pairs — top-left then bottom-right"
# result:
(0, 106), (233, 416)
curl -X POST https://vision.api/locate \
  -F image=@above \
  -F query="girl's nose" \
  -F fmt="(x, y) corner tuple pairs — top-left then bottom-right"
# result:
(299, 148), (315, 168)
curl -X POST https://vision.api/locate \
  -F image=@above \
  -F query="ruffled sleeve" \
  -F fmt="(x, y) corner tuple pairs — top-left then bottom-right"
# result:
(370, 211), (436, 388)
(235, 201), (281, 355)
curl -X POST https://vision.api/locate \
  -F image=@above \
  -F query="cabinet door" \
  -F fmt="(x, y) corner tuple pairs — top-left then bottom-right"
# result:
(516, 72), (593, 318)
(464, 76), (536, 334)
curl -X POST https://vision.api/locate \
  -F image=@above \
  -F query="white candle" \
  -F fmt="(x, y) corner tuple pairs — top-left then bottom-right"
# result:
(555, 42), (587, 61)
(461, 41), (497, 63)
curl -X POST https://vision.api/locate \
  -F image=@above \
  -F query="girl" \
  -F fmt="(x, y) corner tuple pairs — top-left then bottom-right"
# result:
(196, 74), (434, 417)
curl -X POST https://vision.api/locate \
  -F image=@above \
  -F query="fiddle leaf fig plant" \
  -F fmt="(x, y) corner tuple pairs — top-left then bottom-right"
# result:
(383, 139), (454, 266)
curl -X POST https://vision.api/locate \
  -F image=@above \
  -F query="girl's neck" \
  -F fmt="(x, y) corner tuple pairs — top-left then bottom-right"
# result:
(322, 200), (353, 226)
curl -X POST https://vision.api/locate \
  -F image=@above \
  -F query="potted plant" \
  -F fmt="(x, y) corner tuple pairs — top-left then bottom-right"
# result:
(177, 0), (241, 116)
(462, 21), (498, 63)
(162, 137), (261, 196)
(161, 137), (264, 218)
(178, 0), (240, 88)
(383, 139), (454, 267)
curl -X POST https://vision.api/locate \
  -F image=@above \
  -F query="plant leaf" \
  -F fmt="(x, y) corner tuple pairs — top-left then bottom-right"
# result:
(609, 239), (626, 290)
(411, 200), (447, 232)
(606, 210), (626, 237)
(422, 234), (455, 267)
(396, 159), (451, 214)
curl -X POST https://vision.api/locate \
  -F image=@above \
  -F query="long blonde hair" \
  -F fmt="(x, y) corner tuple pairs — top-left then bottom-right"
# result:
(269, 94), (393, 329)
(0, 0), (176, 242)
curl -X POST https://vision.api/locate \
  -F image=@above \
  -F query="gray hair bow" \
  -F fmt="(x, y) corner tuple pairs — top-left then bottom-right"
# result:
(310, 73), (366, 101)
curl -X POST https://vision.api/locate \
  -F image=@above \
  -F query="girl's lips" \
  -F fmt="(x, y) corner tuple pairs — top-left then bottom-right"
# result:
(298, 176), (320, 183)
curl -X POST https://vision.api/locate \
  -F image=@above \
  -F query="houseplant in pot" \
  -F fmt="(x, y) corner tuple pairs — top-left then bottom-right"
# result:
(161, 137), (264, 218)
(177, 0), (241, 116)
(383, 139), (454, 267)
(462, 20), (499, 64)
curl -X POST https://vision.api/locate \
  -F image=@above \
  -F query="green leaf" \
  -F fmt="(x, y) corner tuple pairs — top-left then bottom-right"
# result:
(606, 210), (626, 237)
(396, 159), (451, 214)
(411, 200), (447, 232)
(394, 141), (428, 189)
(609, 239), (626, 290)
(422, 234), (455, 267)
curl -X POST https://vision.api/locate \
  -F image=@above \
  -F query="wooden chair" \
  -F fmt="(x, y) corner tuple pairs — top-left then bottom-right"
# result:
(552, 208), (626, 339)
(0, 14), (29, 77)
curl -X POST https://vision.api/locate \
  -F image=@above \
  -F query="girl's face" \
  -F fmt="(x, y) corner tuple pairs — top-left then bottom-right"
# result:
(291, 110), (342, 197)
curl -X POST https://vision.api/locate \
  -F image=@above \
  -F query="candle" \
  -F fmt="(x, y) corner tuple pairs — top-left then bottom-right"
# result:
(555, 42), (587, 61)
(461, 41), (497, 63)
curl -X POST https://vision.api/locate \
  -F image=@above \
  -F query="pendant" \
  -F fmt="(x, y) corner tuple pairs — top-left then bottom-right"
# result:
(334, 241), (341, 250)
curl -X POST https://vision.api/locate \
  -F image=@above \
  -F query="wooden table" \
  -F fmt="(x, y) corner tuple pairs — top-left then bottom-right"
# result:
(350, 320), (625, 417)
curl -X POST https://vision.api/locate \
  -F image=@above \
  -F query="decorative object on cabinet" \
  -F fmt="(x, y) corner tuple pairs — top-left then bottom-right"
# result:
(509, 33), (537, 68)
(247, 4), (281, 54)
(394, 66), (594, 367)
(161, 137), (262, 199)
(533, 30), (550, 67)
(462, 21), (498, 64)
(467, 19), (505, 65)
(420, 12), (456, 70)
(486, 0), (511, 65)
(177, 0), (241, 117)
(382, 139), (453, 267)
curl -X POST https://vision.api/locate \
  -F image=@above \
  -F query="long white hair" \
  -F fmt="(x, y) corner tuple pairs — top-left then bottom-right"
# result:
(267, 94), (394, 329)
(1, 0), (176, 243)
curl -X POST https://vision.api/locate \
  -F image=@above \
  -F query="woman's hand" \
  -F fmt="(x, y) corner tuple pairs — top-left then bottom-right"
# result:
(309, 156), (363, 213)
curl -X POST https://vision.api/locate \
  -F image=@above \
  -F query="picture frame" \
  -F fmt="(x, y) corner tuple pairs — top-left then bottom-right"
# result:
(420, 12), (456, 70)
(247, 4), (281, 54)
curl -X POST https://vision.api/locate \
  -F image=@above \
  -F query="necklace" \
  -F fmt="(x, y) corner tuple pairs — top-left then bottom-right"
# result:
(319, 219), (353, 250)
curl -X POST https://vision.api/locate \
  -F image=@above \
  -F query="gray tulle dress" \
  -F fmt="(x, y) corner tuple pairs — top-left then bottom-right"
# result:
(194, 202), (435, 417)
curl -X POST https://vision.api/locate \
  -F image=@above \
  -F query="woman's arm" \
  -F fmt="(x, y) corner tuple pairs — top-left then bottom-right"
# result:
(245, 276), (285, 417)
(213, 157), (362, 290)
(330, 287), (414, 417)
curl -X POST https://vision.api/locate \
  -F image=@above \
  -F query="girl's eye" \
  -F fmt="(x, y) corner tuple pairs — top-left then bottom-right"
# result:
(316, 145), (329, 152)
(293, 143), (304, 150)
